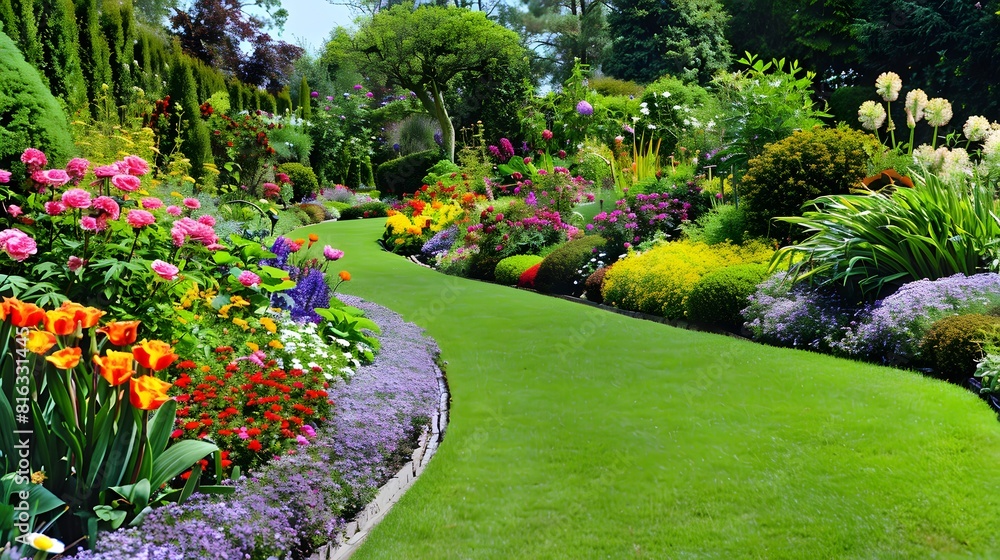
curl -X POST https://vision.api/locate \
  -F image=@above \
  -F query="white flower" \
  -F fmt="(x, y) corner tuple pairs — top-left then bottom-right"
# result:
(913, 144), (946, 169)
(640, 106), (650, 116)
(963, 115), (991, 142)
(905, 89), (929, 123)
(647, 124), (657, 130)
(858, 100), (887, 131)
(631, 116), (640, 123)
(661, 91), (671, 98)
(924, 97), (953, 127)
(672, 105), (681, 111)
(21, 533), (65, 554)
(941, 147), (973, 180)
(875, 72), (902, 101)
(983, 131), (1000, 162)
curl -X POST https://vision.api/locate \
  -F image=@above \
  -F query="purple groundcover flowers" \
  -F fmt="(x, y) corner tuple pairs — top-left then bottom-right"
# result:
(421, 225), (459, 258)
(72, 296), (441, 560)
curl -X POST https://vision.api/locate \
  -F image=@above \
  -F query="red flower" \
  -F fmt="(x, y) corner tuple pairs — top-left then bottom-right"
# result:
(247, 439), (262, 452)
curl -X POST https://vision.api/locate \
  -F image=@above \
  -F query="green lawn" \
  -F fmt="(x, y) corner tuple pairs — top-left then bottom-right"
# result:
(304, 219), (1000, 559)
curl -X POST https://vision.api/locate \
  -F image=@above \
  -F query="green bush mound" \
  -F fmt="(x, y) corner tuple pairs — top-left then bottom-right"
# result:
(686, 263), (770, 330)
(740, 125), (880, 240)
(279, 162), (319, 202)
(0, 28), (74, 179)
(326, 201), (352, 213)
(922, 314), (1000, 383)
(295, 202), (329, 224)
(495, 255), (543, 285)
(683, 204), (750, 245)
(584, 266), (610, 304)
(340, 201), (389, 220)
(376, 149), (441, 198)
(535, 236), (606, 296)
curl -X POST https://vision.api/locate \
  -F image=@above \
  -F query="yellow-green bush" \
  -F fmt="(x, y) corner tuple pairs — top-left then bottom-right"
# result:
(601, 240), (774, 319)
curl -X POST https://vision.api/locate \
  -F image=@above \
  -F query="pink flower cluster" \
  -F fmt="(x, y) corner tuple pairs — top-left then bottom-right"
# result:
(238, 270), (261, 287)
(0, 228), (37, 262)
(151, 259), (179, 281)
(170, 217), (218, 247)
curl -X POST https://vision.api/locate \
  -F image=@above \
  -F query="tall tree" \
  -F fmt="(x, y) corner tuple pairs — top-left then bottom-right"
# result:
(352, 3), (525, 162)
(36, 0), (88, 111)
(76, 0), (114, 110)
(9, 0), (41, 65)
(604, 0), (731, 84)
(100, 0), (136, 105)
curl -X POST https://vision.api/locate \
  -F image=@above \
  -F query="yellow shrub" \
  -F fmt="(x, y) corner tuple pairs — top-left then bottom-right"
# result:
(602, 240), (773, 319)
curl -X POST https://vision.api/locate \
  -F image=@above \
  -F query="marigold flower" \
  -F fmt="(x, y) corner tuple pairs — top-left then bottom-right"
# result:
(46, 347), (81, 369)
(132, 339), (178, 371)
(339, 270), (351, 282)
(25, 329), (57, 354)
(129, 375), (172, 410)
(5, 297), (45, 327)
(44, 308), (77, 336)
(308, 233), (319, 243)
(259, 317), (277, 333)
(98, 319), (141, 346)
(93, 350), (134, 386)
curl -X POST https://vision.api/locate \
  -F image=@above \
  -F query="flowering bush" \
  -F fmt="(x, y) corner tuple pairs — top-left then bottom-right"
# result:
(588, 188), (701, 253)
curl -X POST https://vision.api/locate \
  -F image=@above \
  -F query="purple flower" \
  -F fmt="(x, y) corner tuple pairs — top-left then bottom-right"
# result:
(499, 138), (515, 159)
(311, 91), (319, 98)
(576, 100), (594, 116)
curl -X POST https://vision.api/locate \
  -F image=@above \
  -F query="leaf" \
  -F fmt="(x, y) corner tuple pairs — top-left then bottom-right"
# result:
(148, 400), (178, 456)
(150, 440), (218, 490)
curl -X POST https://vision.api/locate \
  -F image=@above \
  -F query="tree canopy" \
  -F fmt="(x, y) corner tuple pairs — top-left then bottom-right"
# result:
(352, 3), (525, 161)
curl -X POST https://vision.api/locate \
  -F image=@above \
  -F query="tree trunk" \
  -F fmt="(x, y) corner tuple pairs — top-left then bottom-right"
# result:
(414, 83), (456, 162)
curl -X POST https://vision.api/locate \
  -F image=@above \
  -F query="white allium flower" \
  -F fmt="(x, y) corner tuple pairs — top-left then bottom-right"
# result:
(875, 72), (902, 101)
(941, 147), (972, 180)
(913, 144), (946, 169)
(963, 115), (992, 142)
(983, 131), (1000, 161)
(924, 97), (953, 127)
(905, 89), (929, 123)
(858, 100), (887, 131)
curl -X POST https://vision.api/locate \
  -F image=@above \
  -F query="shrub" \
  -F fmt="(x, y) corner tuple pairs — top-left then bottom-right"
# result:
(278, 162), (320, 202)
(922, 314), (1000, 383)
(518, 262), (542, 289)
(602, 239), (773, 319)
(828, 85), (878, 130)
(589, 76), (644, 98)
(340, 201), (389, 220)
(375, 149), (441, 198)
(686, 263), (770, 330)
(839, 273), (1000, 364)
(740, 125), (879, 240)
(638, 75), (720, 156)
(296, 202), (328, 224)
(535, 236), (606, 296)
(328, 201), (352, 213)
(584, 266), (610, 304)
(495, 255), (544, 285)
(682, 204), (750, 245)
(0, 28), (75, 178)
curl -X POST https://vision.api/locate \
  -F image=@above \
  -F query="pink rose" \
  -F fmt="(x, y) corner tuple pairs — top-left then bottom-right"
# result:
(20, 148), (46, 170)
(238, 270), (261, 287)
(323, 246), (344, 261)
(44, 169), (71, 187)
(126, 209), (156, 228)
(93, 164), (121, 178)
(150, 259), (179, 281)
(67, 256), (86, 271)
(542, 129), (553, 140)
(7, 205), (21, 217)
(0, 229), (37, 261)
(171, 217), (218, 247)
(66, 158), (90, 181)
(44, 201), (66, 215)
(0, 170), (10, 184)
(120, 155), (149, 176)
(197, 214), (216, 226)
(166, 206), (182, 216)
(80, 216), (103, 231)
(183, 197), (200, 210)
(277, 173), (290, 184)
(62, 188), (92, 209)
(141, 197), (163, 210)
(110, 174), (141, 192)
(205, 243), (225, 251)
(92, 196), (120, 220)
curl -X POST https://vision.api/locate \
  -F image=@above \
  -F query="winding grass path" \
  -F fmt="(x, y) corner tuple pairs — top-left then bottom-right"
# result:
(307, 219), (1000, 559)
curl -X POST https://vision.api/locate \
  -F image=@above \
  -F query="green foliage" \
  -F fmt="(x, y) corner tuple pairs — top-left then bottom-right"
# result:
(495, 255), (544, 285)
(36, 0), (87, 112)
(0, 28), (74, 177)
(638, 74), (720, 157)
(774, 172), (1000, 299)
(602, 239), (774, 319)
(590, 76), (644, 98)
(298, 74), (311, 119)
(605, 0), (732, 84)
(268, 121), (312, 164)
(295, 202), (328, 224)
(100, 0), (135, 106)
(9, 0), (41, 66)
(340, 201), (389, 220)
(166, 55), (211, 181)
(278, 162), (319, 202)
(446, 53), (532, 145)
(682, 204), (751, 245)
(740, 125), (879, 240)
(396, 115), (439, 156)
(376, 149), (441, 198)
(686, 263), (769, 329)
(922, 314), (1000, 383)
(76, 0), (113, 111)
(276, 86), (292, 115)
(828, 85), (878, 129)
(535, 236), (606, 296)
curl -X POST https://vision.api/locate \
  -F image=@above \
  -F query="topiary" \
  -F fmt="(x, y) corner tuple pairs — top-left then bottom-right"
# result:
(495, 255), (544, 285)
(584, 266), (610, 304)
(740, 125), (880, 240)
(686, 263), (770, 330)
(0, 28), (75, 180)
(279, 162), (319, 202)
(921, 314), (1000, 383)
(340, 201), (389, 220)
(375, 149), (441, 198)
(535, 236), (606, 296)
(518, 262), (541, 289)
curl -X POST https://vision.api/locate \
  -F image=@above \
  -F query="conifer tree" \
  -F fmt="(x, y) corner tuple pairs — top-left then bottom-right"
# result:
(37, 0), (88, 111)
(298, 74), (311, 119)
(167, 54), (210, 180)
(10, 0), (42, 66)
(76, 0), (113, 108)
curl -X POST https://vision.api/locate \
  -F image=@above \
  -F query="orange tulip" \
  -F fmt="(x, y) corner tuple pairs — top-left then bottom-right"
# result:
(60, 302), (104, 329)
(44, 308), (77, 336)
(338, 271), (351, 282)
(93, 350), (134, 386)
(97, 320), (141, 346)
(5, 298), (45, 328)
(46, 347), (82, 370)
(25, 330), (57, 354)
(129, 375), (172, 410)
(132, 339), (178, 372)
(308, 233), (319, 242)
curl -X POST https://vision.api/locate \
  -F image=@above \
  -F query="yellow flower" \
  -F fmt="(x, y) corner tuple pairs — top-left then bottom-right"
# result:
(217, 304), (232, 319)
(259, 317), (277, 333)
(232, 317), (250, 331)
(246, 342), (260, 352)
(170, 191), (183, 198)
(268, 339), (284, 349)
(30, 470), (45, 484)
(230, 295), (250, 307)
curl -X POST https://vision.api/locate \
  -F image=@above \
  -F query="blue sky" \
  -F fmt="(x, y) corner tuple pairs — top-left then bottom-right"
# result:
(270, 0), (356, 54)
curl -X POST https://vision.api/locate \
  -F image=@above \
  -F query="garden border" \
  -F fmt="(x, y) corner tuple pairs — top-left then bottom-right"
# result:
(308, 358), (450, 560)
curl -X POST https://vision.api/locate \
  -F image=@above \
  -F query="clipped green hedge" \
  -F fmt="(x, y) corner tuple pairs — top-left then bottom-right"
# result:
(535, 236), (606, 296)
(278, 162), (319, 202)
(495, 255), (544, 285)
(376, 149), (441, 198)
(0, 28), (74, 179)
(922, 314), (1000, 383)
(686, 263), (770, 330)
(340, 201), (389, 220)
